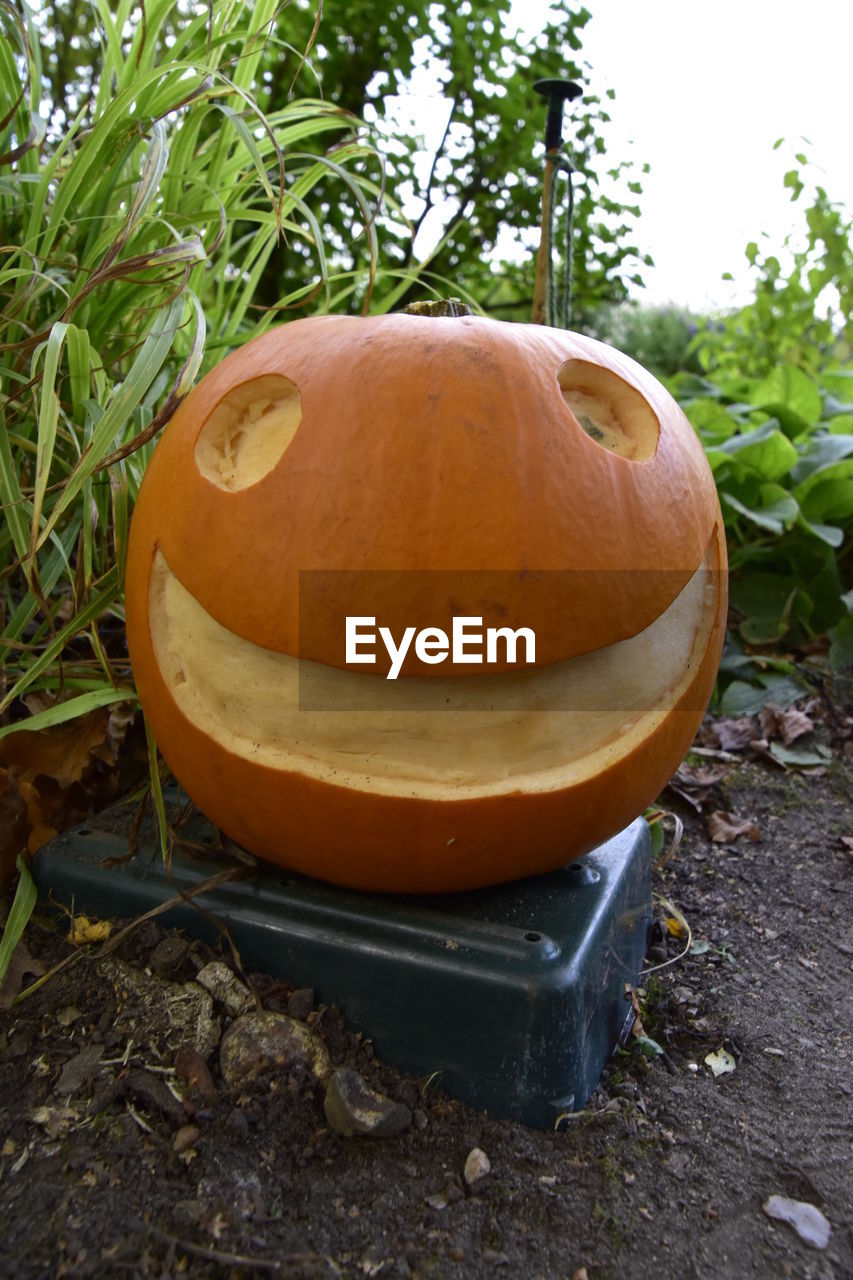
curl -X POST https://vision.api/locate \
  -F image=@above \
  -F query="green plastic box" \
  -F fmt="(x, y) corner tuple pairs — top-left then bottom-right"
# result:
(33, 796), (651, 1128)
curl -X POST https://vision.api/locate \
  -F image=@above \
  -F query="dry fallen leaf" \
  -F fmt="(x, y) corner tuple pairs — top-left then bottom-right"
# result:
(712, 717), (757, 751)
(707, 811), (760, 843)
(32, 1104), (81, 1138)
(0, 771), (30, 887)
(759, 701), (815, 746)
(656, 894), (691, 941)
(0, 939), (45, 1009)
(0, 705), (138, 864)
(66, 915), (112, 945)
(667, 763), (729, 813)
(0, 709), (113, 787)
(704, 1047), (736, 1077)
(675, 763), (729, 789)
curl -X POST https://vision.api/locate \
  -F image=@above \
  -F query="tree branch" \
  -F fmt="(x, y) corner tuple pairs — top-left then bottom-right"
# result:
(403, 94), (458, 268)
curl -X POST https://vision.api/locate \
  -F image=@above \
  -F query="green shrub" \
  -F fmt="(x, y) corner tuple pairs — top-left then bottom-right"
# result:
(0, 0), (378, 739)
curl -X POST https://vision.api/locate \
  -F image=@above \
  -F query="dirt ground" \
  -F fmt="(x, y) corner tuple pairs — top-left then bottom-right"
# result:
(0, 708), (851, 1279)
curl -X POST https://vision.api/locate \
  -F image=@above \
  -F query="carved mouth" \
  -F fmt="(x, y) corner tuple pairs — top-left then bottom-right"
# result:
(148, 537), (722, 800)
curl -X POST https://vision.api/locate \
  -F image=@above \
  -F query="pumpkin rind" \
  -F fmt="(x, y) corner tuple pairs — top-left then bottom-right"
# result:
(125, 315), (727, 892)
(127, 315), (719, 674)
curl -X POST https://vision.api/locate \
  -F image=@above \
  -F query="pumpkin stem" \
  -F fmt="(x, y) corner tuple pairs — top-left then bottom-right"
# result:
(402, 298), (472, 318)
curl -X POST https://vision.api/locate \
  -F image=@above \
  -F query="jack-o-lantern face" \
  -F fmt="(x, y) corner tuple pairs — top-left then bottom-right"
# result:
(126, 315), (727, 893)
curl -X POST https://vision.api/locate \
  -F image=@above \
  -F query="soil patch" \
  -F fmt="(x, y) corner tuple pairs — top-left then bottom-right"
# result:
(1, 743), (851, 1279)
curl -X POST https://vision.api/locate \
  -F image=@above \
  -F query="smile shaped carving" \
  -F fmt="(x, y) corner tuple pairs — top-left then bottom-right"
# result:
(126, 314), (727, 893)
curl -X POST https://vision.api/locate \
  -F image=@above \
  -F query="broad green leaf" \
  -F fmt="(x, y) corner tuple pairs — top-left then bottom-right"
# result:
(729, 573), (811, 645)
(750, 365), (821, 430)
(798, 477), (853, 524)
(829, 616), (853, 671)
(794, 458), (853, 526)
(828, 414), (853, 435)
(717, 422), (799, 482)
(791, 434), (853, 484)
(685, 399), (739, 443)
(720, 672), (808, 717)
(768, 741), (832, 768)
(720, 484), (799, 534)
(795, 517), (845, 548)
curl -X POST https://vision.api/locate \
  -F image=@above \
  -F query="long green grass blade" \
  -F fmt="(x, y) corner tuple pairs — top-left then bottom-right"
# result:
(0, 688), (137, 745)
(28, 320), (69, 557)
(0, 858), (37, 987)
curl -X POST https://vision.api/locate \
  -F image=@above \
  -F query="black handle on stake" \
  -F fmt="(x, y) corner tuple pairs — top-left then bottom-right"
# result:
(534, 78), (582, 152)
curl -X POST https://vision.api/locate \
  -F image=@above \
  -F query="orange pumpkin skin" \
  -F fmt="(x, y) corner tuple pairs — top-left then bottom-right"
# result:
(125, 314), (727, 893)
(127, 315), (719, 673)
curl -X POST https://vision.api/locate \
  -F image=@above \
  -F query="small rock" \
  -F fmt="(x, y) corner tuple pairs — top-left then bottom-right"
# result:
(174, 1044), (217, 1099)
(287, 987), (316, 1021)
(125, 1069), (186, 1122)
(324, 1068), (412, 1137)
(225, 1108), (250, 1139)
(149, 936), (191, 978)
(55, 1045), (104, 1096)
(220, 1012), (330, 1088)
(763, 1195), (831, 1249)
(425, 1179), (464, 1211)
(412, 1108), (428, 1131)
(195, 960), (254, 1017)
(174, 1198), (206, 1224)
(173, 1124), (200, 1154)
(463, 1147), (491, 1186)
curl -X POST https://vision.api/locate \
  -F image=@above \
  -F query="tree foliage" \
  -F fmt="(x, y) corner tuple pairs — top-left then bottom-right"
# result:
(695, 147), (853, 378)
(672, 154), (853, 672)
(30, 0), (652, 322)
(254, 0), (653, 320)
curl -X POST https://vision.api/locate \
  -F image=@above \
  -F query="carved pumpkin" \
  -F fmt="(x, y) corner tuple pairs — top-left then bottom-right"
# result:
(125, 314), (726, 892)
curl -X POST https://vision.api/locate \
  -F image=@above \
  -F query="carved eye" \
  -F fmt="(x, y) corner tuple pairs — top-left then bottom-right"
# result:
(558, 359), (659, 462)
(194, 374), (302, 490)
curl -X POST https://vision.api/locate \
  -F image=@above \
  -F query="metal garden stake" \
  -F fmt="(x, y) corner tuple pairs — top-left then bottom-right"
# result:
(532, 78), (582, 328)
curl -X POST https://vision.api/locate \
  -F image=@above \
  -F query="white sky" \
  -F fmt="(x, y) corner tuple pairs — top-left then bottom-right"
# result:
(394, 0), (853, 314)
(576, 0), (853, 310)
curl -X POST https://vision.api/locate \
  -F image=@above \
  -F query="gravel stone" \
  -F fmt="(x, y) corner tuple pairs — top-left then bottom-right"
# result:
(324, 1068), (412, 1137)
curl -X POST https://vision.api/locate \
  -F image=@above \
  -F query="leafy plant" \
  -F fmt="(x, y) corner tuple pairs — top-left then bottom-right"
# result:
(0, 0), (384, 936)
(0, 0), (378, 744)
(668, 151), (853, 670)
(672, 363), (852, 657)
(592, 304), (704, 378)
(252, 0), (653, 322)
(694, 145), (853, 378)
